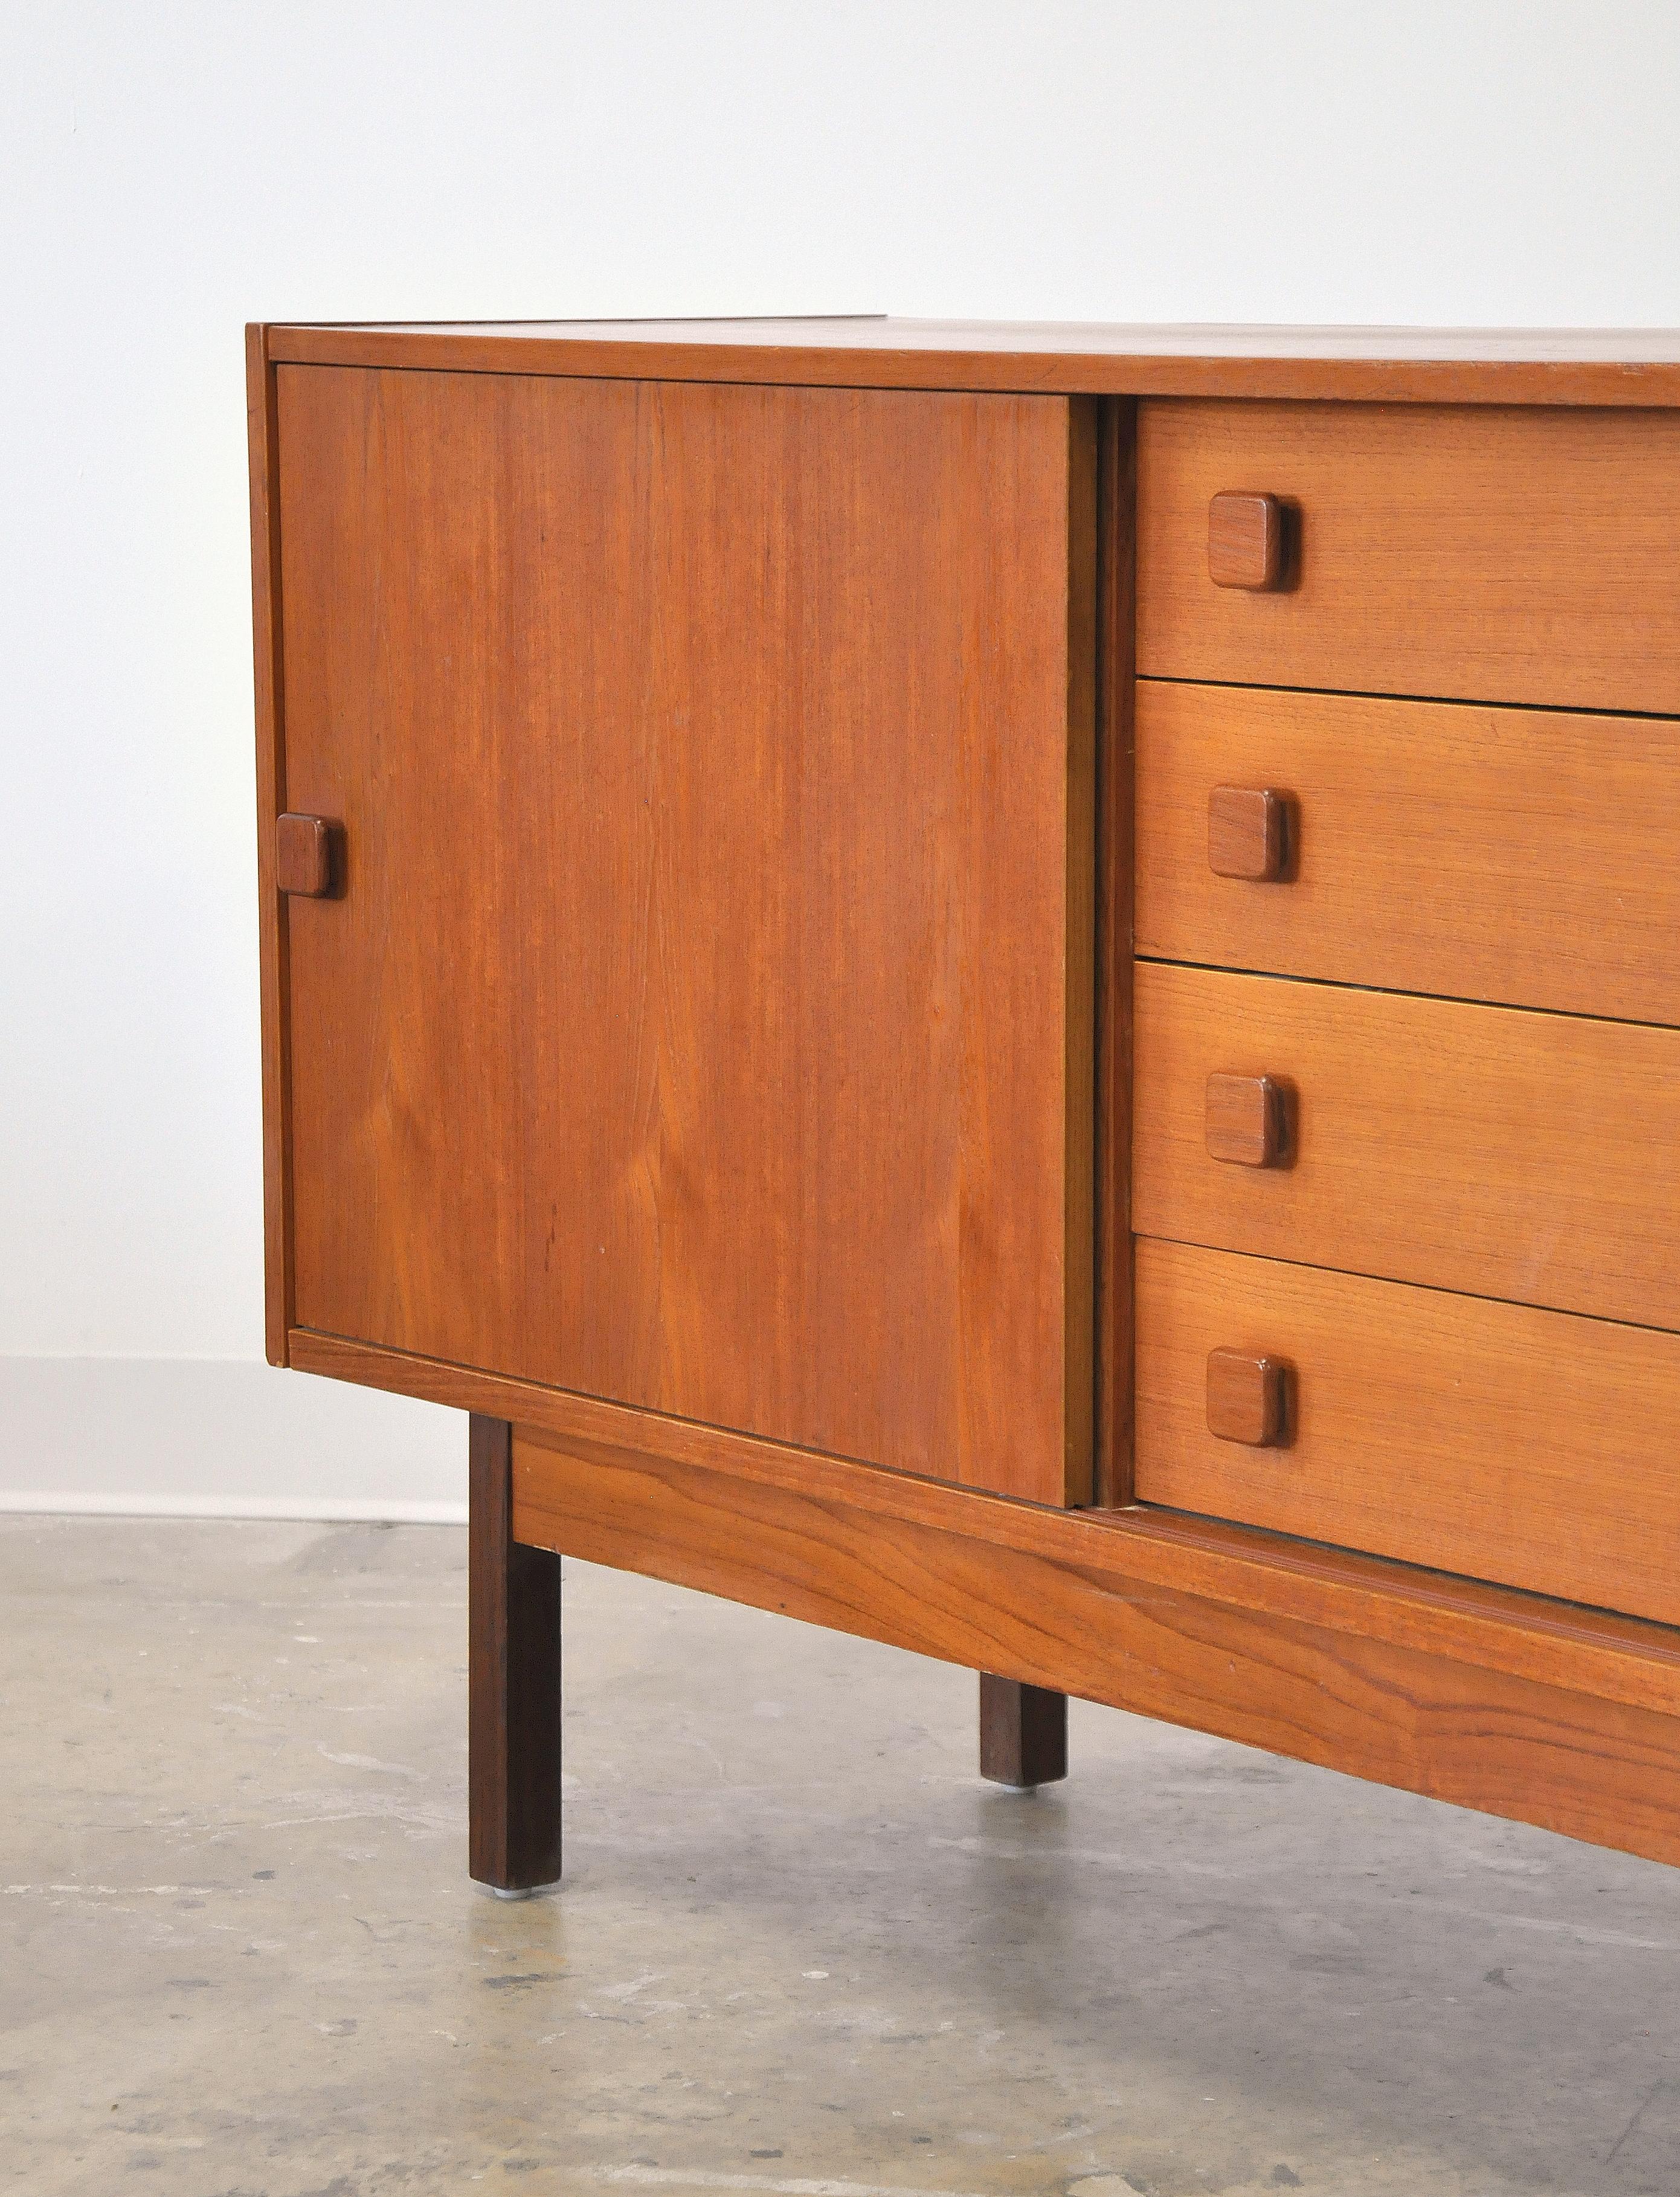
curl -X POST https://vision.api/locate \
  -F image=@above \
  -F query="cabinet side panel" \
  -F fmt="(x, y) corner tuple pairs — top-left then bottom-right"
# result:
(246, 325), (291, 1365)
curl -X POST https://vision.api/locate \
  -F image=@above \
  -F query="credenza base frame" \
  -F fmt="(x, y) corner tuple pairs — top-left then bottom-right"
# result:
(293, 1329), (1680, 1876)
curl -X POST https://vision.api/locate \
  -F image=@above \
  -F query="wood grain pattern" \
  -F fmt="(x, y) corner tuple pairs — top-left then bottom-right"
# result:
(277, 366), (1095, 1505)
(509, 1421), (1680, 1869)
(469, 1414), (562, 1891)
(1138, 1239), (1680, 1629)
(1138, 681), (1680, 1024)
(979, 1674), (1068, 1788)
(1136, 400), (1680, 712)
(1133, 962), (1680, 1331)
(265, 320), (1680, 410)
(245, 324), (291, 1368)
(289, 1327), (1680, 1724)
(1207, 492), (1286, 588)
(1095, 402), (1138, 1505)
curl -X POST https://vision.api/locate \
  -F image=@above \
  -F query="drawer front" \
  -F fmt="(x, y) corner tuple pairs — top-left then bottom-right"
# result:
(1132, 962), (1680, 1330)
(1135, 1239), (1680, 1627)
(1135, 681), (1680, 1024)
(1136, 399), (1680, 712)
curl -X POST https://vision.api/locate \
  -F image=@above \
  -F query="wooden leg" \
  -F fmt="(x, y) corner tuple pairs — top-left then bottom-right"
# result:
(469, 1414), (563, 1891)
(979, 1673), (1068, 1789)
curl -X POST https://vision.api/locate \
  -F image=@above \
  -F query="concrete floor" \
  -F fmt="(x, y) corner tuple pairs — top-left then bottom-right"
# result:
(3, 1519), (1678, 2197)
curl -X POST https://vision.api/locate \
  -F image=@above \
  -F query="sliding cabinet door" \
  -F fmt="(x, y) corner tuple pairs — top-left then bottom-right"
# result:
(274, 367), (1095, 1503)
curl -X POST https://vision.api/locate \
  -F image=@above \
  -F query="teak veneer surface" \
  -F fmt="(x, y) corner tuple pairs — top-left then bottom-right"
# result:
(1136, 681), (1680, 1024)
(1133, 962), (1680, 1331)
(276, 365), (1095, 1505)
(263, 320), (1680, 408)
(1136, 399), (1680, 712)
(253, 322), (1680, 1874)
(507, 1423), (1680, 1870)
(1136, 1240), (1680, 1629)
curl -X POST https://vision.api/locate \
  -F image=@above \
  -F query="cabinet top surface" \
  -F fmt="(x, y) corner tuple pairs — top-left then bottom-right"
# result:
(261, 317), (1680, 405)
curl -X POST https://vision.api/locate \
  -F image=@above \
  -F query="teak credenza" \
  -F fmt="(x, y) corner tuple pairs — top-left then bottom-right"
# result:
(248, 318), (1680, 1892)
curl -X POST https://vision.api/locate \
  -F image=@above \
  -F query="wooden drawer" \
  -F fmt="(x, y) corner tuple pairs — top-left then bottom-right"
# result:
(1135, 680), (1680, 1024)
(1135, 399), (1680, 712)
(1135, 1238), (1680, 1627)
(1132, 962), (1680, 1330)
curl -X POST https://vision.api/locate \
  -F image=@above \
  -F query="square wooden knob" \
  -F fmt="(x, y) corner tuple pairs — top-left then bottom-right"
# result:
(1206, 1073), (1289, 1166)
(1208, 491), (1286, 589)
(1209, 785), (1290, 881)
(275, 812), (338, 897)
(1207, 1349), (1289, 1447)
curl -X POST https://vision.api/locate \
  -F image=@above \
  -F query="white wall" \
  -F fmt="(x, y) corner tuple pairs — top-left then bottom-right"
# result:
(4, 1), (1680, 1512)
